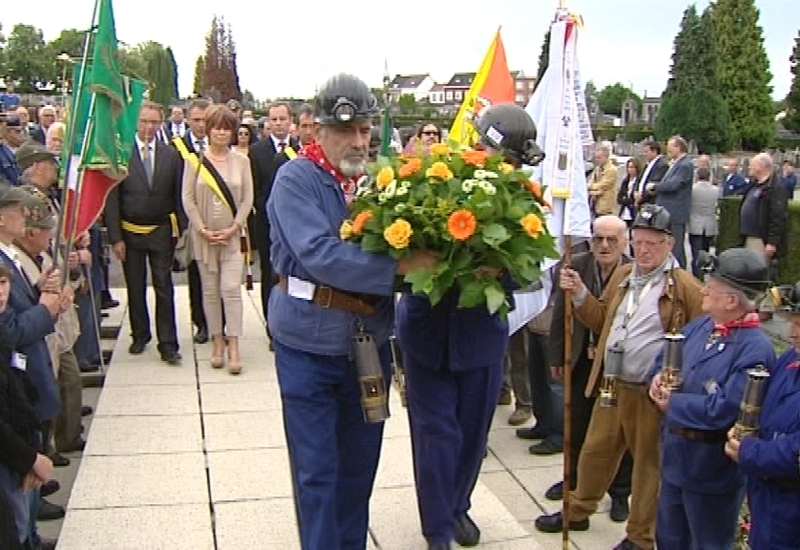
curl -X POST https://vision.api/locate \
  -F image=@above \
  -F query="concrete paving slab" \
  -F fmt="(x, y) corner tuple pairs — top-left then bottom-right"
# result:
(200, 381), (282, 413)
(214, 498), (299, 550)
(84, 415), (203, 456)
(103, 361), (197, 387)
(94, 385), (200, 416)
(487, 429), (563, 471)
(208, 448), (293, 502)
(382, 405), (411, 440)
(196, 359), (275, 384)
(68, 453), (208, 508)
(57, 503), (214, 550)
(374, 436), (415, 489)
(203, 410), (287, 451)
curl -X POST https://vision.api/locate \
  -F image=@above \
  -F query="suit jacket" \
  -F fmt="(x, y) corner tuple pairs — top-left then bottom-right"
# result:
(549, 252), (630, 370)
(638, 156), (669, 206)
(575, 262), (704, 397)
(249, 136), (300, 216)
(722, 171), (748, 197)
(104, 140), (185, 245)
(689, 180), (719, 236)
(617, 175), (638, 220)
(163, 122), (187, 141)
(30, 125), (46, 145)
(738, 171), (788, 257)
(0, 249), (59, 422)
(587, 160), (618, 216)
(654, 155), (694, 224)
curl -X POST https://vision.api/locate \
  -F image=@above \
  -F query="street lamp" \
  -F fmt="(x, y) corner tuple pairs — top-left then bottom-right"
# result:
(57, 53), (72, 105)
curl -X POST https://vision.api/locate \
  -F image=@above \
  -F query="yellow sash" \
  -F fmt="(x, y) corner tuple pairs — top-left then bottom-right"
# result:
(121, 214), (179, 236)
(173, 137), (252, 267)
(284, 146), (297, 160)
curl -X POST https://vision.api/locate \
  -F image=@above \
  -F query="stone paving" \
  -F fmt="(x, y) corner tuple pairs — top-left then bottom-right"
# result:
(44, 283), (632, 549)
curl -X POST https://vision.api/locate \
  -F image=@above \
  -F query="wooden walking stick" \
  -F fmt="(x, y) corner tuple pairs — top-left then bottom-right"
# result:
(562, 234), (573, 550)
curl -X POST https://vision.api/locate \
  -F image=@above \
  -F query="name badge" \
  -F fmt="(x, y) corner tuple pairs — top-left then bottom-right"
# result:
(287, 276), (316, 301)
(703, 378), (719, 395)
(11, 352), (27, 372)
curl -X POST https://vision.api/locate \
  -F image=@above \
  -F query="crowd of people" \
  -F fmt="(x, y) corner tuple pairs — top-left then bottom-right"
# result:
(1, 72), (799, 550)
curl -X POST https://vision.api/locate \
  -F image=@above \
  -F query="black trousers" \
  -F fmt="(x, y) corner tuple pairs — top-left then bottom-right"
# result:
(255, 208), (276, 325)
(187, 260), (207, 331)
(121, 225), (179, 352)
(689, 233), (713, 279)
(570, 352), (633, 499)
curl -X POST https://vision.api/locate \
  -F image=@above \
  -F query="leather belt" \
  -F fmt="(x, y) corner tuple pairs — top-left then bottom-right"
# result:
(277, 276), (377, 316)
(766, 477), (800, 490)
(668, 426), (728, 443)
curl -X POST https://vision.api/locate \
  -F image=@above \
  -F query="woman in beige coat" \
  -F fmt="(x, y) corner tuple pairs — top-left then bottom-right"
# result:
(182, 105), (254, 374)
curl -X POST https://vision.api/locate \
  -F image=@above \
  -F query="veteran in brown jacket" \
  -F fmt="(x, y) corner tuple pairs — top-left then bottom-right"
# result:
(535, 204), (704, 550)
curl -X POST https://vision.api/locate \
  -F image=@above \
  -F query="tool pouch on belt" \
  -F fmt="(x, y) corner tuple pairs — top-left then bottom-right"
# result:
(352, 329), (390, 424)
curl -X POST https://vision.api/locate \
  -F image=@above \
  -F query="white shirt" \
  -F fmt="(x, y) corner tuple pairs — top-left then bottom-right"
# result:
(639, 156), (660, 191)
(271, 134), (289, 152)
(171, 122), (185, 138)
(188, 131), (206, 152)
(0, 241), (21, 273)
(135, 136), (156, 165)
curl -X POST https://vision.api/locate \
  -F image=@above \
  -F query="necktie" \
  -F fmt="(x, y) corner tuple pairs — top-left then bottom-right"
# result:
(142, 145), (153, 186)
(196, 140), (205, 152)
(279, 141), (286, 152)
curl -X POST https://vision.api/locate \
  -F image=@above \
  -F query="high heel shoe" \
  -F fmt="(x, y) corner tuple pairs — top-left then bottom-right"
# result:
(227, 350), (242, 375)
(211, 355), (225, 369)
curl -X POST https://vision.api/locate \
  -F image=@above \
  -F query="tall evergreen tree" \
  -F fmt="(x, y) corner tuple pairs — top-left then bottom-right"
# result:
(166, 47), (179, 101)
(534, 29), (550, 92)
(713, 0), (774, 150)
(200, 16), (241, 102)
(784, 30), (800, 133)
(192, 55), (204, 97)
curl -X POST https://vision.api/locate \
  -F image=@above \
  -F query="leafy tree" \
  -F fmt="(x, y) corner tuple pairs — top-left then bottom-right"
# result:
(398, 93), (417, 114)
(166, 47), (179, 102)
(5, 24), (49, 92)
(534, 29), (550, 91)
(784, 30), (800, 133)
(584, 80), (597, 112)
(597, 83), (641, 117)
(46, 28), (87, 89)
(118, 46), (147, 80)
(714, 0), (774, 150)
(0, 23), (8, 78)
(664, 5), (700, 97)
(192, 55), (204, 96)
(242, 89), (255, 109)
(200, 16), (241, 103)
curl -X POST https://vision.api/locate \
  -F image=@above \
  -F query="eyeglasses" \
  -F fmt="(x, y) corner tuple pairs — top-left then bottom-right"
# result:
(592, 235), (619, 246)
(632, 239), (667, 250)
(422, 130), (439, 137)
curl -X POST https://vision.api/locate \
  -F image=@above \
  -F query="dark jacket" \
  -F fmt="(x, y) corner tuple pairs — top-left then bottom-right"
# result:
(739, 171), (788, 258)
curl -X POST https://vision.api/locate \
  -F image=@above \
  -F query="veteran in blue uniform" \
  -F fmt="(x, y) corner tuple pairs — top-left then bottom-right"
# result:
(397, 103), (544, 550)
(648, 248), (775, 550)
(267, 74), (436, 550)
(725, 281), (800, 550)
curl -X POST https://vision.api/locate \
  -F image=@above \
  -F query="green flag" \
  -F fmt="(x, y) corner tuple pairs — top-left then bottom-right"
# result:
(379, 107), (392, 157)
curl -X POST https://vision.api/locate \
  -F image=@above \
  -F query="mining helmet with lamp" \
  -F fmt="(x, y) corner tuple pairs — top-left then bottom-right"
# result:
(473, 103), (545, 167)
(314, 74), (378, 126)
(697, 248), (771, 298)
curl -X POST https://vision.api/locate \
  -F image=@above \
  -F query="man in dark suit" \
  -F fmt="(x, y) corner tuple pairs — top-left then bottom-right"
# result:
(104, 101), (183, 364)
(162, 106), (187, 141)
(170, 98), (210, 344)
(646, 135), (694, 268)
(722, 158), (748, 197)
(545, 215), (634, 522)
(249, 101), (299, 338)
(29, 105), (56, 146)
(635, 140), (669, 209)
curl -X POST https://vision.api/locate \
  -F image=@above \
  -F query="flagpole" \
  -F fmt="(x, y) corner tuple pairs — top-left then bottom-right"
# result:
(53, 0), (100, 285)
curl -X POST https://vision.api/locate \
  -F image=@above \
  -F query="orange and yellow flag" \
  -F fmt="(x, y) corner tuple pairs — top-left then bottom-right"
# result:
(449, 28), (516, 146)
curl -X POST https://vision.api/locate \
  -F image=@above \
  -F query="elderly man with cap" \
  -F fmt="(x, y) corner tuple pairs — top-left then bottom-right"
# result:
(3, 115), (25, 153)
(267, 73), (437, 549)
(536, 204), (704, 550)
(724, 281), (800, 549)
(646, 248), (775, 549)
(0, 115), (21, 185)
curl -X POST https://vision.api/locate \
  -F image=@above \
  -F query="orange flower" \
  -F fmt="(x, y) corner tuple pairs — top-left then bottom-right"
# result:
(352, 211), (373, 234)
(376, 166), (395, 190)
(398, 157), (422, 178)
(520, 213), (543, 238)
(461, 149), (489, 166)
(430, 142), (451, 156)
(447, 209), (477, 241)
(426, 161), (454, 181)
(527, 180), (542, 198)
(383, 218), (413, 249)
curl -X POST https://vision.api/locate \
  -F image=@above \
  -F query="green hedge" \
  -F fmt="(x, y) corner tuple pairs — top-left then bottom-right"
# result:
(716, 196), (800, 284)
(775, 136), (800, 150)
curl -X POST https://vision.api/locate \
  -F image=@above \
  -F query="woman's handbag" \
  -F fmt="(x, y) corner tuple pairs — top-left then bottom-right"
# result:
(174, 228), (193, 269)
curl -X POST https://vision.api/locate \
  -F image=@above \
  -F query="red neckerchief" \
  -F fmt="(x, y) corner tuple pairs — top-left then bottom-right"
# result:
(787, 361), (800, 370)
(713, 312), (761, 337)
(300, 141), (360, 203)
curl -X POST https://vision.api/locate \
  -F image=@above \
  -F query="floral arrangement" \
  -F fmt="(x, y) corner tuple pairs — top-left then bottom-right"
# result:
(340, 142), (559, 317)
(735, 498), (751, 549)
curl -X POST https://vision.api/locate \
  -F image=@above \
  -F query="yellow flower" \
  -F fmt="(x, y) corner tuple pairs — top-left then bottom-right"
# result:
(426, 161), (454, 181)
(499, 162), (514, 174)
(376, 166), (395, 190)
(383, 218), (413, 249)
(430, 143), (451, 156)
(520, 213), (543, 238)
(340, 220), (354, 240)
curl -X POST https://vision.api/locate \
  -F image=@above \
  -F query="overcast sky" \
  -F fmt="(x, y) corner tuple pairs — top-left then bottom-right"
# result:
(3, 0), (796, 101)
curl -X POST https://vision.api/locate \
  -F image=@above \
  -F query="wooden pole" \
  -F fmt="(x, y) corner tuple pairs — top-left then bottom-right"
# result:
(562, 234), (573, 550)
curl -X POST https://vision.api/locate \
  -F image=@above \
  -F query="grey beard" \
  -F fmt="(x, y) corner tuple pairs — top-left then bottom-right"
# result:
(339, 158), (366, 177)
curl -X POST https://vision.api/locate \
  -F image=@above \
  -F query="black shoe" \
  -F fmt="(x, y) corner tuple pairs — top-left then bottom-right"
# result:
(40, 479), (60, 498)
(80, 363), (100, 373)
(101, 298), (119, 310)
(194, 327), (209, 344)
(515, 427), (546, 440)
(427, 542), (451, 550)
(82, 405), (93, 417)
(545, 481), (564, 501)
(37, 498), (65, 521)
(129, 340), (149, 354)
(39, 537), (58, 550)
(161, 350), (182, 365)
(529, 439), (562, 455)
(534, 511), (589, 533)
(48, 451), (70, 467)
(613, 538), (645, 550)
(59, 437), (86, 453)
(610, 496), (630, 523)
(453, 514), (480, 547)
(497, 390), (512, 405)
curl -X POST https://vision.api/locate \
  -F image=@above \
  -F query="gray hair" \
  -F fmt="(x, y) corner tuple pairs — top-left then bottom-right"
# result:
(753, 152), (773, 173)
(596, 142), (611, 157)
(297, 103), (314, 119)
(730, 288), (758, 313)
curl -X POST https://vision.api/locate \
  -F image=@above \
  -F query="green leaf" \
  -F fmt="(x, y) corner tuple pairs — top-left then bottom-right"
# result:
(405, 267), (434, 294)
(484, 284), (507, 315)
(361, 233), (386, 252)
(482, 223), (511, 248)
(450, 154), (465, 175)
(458, 279), (485, 308)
